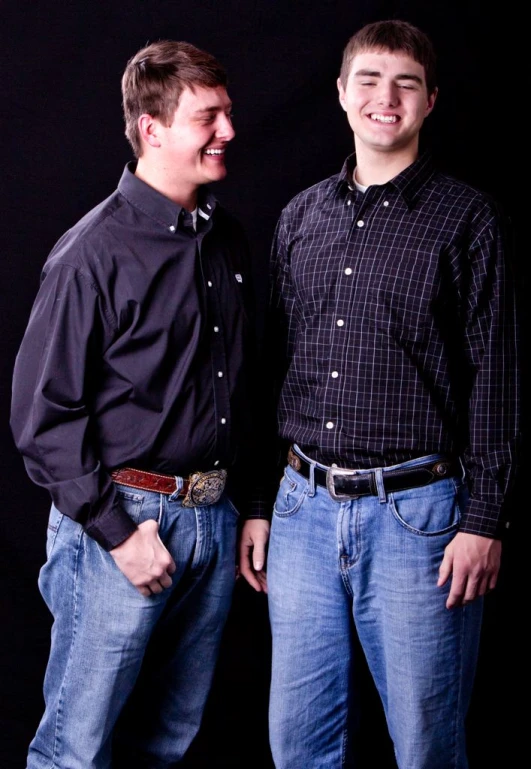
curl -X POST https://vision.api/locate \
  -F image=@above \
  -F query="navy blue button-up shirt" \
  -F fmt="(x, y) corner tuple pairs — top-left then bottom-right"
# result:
(11, 163), (253, 549)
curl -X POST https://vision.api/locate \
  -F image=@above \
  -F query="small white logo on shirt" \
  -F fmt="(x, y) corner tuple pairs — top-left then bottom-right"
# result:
(235, 273), (243, 283)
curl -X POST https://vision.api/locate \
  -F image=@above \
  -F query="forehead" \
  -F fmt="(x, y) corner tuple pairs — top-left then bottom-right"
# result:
(347, 49), (426, 83)
(174, 85), (231, 115)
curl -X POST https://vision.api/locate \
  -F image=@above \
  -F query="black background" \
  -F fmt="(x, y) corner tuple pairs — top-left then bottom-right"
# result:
(1, 1), (525, 767)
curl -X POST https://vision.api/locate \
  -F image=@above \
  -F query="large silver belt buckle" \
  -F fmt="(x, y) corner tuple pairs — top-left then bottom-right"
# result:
(182, 469), (227, 507)
(326, 467), (362, 502)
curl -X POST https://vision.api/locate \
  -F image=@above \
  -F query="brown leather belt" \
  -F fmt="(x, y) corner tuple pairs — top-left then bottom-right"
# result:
(111, 467), (227, 507)
(287, 447), (459, 502)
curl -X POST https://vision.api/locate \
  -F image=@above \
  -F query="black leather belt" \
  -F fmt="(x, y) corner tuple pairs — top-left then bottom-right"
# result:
(287, 447), (458, 502)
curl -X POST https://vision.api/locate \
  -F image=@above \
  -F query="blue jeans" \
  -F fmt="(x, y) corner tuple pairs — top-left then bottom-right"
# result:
(27, 483), (239, 769)
(268, 447), (483, 769)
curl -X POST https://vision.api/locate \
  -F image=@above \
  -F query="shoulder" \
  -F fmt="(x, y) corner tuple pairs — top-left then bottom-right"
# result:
(426, 171), (506, 228)
(281, 174), (341, 222)
(43, 189), (126, 276)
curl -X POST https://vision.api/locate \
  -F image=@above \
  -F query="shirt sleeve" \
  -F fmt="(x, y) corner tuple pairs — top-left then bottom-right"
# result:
(10, 261), (137, 550)
(459, 205), (521, 538)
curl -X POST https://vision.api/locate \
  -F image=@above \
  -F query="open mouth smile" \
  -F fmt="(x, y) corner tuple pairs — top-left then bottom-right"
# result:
(369, 114), (399, 123)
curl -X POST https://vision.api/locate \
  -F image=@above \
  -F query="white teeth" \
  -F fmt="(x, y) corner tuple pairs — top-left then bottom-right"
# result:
(370, 114), (398, 123)
(205, 148), (224, 155)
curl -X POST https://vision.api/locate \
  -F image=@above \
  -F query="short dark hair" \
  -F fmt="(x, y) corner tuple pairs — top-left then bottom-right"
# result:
(121, 40), (228, 157)
(339, 19), (437, 95)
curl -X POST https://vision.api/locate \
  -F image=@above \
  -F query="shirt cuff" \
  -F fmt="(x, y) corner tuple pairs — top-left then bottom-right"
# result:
(84, 498), (138, 550)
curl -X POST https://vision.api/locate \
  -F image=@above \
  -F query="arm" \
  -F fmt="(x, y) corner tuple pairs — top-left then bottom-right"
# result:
(11, 262), (176, 593)
(11, 263), (135, 549)
(440, 203), (520, 607)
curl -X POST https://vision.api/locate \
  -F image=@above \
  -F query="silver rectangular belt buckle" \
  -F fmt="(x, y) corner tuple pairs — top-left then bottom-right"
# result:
(182, 469), (227, 507)
(326, 467), (363, 502)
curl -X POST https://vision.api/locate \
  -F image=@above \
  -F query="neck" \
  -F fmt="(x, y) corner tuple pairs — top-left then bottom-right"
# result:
(353, 142), (419, 187)
(135, 157), (198, 211)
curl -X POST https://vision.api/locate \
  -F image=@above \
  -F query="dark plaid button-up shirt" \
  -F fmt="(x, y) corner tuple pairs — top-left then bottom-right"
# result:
(254, 153), (520, 537)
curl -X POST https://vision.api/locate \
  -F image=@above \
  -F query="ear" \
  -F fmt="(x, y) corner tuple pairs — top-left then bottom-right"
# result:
(337, 78), (347, 112)
(425, 87), (438, 117)
(137, 113), (163, 149)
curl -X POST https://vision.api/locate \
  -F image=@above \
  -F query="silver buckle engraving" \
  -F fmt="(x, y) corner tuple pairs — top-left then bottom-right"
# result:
(182, 469), (227, 507)
(326, 467), (363, 502)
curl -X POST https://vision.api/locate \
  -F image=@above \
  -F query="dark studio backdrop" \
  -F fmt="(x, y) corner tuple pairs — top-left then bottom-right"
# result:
(1, 1), (526, 768)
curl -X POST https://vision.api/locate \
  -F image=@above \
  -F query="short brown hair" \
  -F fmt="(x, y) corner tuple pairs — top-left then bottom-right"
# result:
(121, 40), (228, 157)
(339, 19), (437, 95)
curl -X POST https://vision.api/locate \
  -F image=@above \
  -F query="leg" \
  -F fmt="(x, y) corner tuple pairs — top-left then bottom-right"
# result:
(348, 475), (482, 769)
(268, 466), (356, 769)
(27, 493), (171, 769)
(112, 492), (238, 767)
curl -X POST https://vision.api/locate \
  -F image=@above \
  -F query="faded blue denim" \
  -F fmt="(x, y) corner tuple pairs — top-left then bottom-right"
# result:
(268, 447), (483, 769)
(27, 483), (239, 769)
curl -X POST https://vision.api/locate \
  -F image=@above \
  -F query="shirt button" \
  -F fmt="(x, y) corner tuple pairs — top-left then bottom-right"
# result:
(331, 371), (339, 378)
(214, 460), (220, 466)
(331, 463), (338, 468)
(356, 220), (364, 228)
(337, 319), (344, 327)
(347, 200), (352, 206)
(217, 371), (223, 378)
(168, 225), (176, 232)
(344, 268), (352, 275)
(213, 326), (219, 332)
(220, 417), (227, 424)
(207, 281), (213, 287)
(383, 201), (389, 207)
(326, 421), (334, 429)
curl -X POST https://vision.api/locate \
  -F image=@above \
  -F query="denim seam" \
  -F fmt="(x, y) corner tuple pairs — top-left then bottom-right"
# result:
(338, 503), (358, 590)
(51, 526), (83, 767)
(341, 724), (348, 766)
(452, 608), (467, 768)
(191, 506), (213, 572)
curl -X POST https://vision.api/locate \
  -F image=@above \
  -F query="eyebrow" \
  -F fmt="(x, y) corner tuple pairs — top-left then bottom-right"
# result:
(354, 68), (423, 85)
(193, 103), (233, 116)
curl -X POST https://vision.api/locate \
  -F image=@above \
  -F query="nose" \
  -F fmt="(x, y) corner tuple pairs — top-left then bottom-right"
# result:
(376, 82), (399, 107)
(216, 113), (235, 142)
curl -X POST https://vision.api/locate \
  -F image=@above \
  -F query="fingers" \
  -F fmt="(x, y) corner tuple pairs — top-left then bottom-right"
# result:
(439, 532), (502, 609)
(239, 548), (267, 593)
(110, 520), (177, 597)
(238, 520), (270, 594)
(252, 539), (266, 572)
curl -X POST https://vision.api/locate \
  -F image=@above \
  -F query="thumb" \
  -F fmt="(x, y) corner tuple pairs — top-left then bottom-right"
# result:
(253, 540), (266, 571)
(437, 550), (452, 587)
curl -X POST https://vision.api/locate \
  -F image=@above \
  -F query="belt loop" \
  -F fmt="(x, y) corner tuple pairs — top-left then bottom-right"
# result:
(169, 475), (183, 502)
(374, 468), (386, 502)
(308, 460), (316, 497)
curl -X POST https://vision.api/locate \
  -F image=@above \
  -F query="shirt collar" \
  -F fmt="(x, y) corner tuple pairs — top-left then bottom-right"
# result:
(117, 161), (218, 230)
(331, 151), (436, 209)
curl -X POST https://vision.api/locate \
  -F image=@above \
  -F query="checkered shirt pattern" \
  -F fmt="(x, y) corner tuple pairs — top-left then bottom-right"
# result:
(251, 153), (520, 537)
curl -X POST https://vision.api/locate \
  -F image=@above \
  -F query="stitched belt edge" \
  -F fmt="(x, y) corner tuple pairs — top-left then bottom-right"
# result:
(286, 447), (458, 499)
(110, 467), (227, 507)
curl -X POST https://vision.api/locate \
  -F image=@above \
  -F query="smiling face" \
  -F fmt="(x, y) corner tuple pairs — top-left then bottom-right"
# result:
(136, 84), (235, 207)
(337, 49), (437, 163)
(157, 85), (235, 187)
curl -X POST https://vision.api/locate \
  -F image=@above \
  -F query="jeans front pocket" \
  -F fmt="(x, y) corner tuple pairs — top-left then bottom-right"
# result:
(46, 504), (65, 558)
(114, 486), (146, 525)
(389, 477), (466, 536)
(273, 466), (308, 518)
